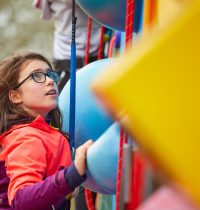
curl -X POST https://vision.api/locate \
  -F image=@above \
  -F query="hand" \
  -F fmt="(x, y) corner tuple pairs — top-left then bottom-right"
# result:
(74, 140), (93, 176)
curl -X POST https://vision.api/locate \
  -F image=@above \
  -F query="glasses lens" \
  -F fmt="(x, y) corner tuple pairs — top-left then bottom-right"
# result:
(32, 72), (46, 83)
(47, 70), (59, 83)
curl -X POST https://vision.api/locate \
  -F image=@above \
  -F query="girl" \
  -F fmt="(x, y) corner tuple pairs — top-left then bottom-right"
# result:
(0, 51), (93, 210)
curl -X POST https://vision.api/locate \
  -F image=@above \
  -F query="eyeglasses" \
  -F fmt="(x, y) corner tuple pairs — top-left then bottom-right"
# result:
(14, 69), (60, 90)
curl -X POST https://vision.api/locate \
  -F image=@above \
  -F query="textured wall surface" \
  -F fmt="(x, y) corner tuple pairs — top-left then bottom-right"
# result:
(0, 0), (54, 60)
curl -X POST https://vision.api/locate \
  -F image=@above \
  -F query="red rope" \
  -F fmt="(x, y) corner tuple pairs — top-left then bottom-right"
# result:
(125, 0), (135, 48)
(115, 1), (135, 210)
(85, 188), (95, 210)
(84, 17), (96, 210)
(84, 17), (92, 65)
(97, 26), (105, 60)
(115, 128), (125, 210)
(126, 151), (145, 209)
(115, 0), (133, 195)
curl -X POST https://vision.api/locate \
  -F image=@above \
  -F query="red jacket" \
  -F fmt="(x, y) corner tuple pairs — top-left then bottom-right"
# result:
(0, 115), (72, 205)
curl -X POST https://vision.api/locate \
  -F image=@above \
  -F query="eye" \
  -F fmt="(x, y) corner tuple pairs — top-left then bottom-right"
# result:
(32, 72), (44, 82)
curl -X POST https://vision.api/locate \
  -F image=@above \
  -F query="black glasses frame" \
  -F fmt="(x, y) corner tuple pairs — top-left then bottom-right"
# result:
(13, 69), (59, 90)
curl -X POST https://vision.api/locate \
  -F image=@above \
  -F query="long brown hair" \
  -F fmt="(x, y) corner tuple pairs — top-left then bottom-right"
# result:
(0, 50), (63, 134)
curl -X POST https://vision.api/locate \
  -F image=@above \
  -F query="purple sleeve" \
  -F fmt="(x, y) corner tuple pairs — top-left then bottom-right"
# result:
(10, 163), (86, 210)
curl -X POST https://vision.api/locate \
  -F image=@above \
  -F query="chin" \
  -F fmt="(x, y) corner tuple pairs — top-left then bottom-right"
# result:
(44, 103), (58, 113)
(49, 103), (58, 111)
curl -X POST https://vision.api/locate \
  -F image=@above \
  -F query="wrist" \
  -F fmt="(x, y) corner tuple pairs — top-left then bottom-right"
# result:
(64, 163), (86, 191)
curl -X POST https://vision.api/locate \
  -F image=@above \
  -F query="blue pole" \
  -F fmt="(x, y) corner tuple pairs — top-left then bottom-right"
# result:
(69, 1), (77, 149)
(69, 43), (76, 149)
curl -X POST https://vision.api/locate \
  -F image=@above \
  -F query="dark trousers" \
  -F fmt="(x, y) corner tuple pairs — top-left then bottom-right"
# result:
(75, 186), (96, 210)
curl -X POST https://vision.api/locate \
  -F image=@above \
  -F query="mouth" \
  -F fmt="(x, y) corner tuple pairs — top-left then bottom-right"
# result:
(46, 89), (57, 96)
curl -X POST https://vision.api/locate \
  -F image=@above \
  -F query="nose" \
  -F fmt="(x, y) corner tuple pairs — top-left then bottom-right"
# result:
(46, 76), (54, 85)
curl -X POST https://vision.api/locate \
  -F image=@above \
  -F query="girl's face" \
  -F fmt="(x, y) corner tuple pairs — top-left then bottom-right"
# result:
(13, 59), (59, 117)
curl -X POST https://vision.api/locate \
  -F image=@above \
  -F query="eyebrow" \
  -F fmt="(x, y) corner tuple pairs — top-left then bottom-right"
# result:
(29, 68), (50, 74)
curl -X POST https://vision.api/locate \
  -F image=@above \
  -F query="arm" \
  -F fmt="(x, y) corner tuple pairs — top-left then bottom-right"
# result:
(11, 163), (85, 210)
(33, 0), (52, 20)
(5, 129), (92, 210)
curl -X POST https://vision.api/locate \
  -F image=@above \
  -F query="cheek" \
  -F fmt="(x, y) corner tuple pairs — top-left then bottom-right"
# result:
(21, 85), (43, 101)
(25, 81), (42, 91)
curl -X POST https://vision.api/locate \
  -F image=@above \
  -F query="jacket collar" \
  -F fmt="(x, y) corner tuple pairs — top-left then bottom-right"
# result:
(0, 116), (55, 141)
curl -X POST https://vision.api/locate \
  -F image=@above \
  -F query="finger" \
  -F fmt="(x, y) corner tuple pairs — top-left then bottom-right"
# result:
(84, 139), (93, 145)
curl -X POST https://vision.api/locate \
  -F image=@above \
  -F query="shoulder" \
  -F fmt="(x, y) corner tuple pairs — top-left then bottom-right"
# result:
(1, 117), (50, 150)
(0, 126), (47, 161)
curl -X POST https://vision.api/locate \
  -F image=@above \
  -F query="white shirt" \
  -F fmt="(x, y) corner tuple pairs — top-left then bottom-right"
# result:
(33, 0), (101, 59)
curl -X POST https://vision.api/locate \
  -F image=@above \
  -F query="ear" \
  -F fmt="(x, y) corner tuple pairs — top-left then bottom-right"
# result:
(9, 90), (22, 104)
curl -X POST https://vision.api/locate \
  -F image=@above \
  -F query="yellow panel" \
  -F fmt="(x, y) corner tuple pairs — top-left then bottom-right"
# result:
(92, 0), (200, 205)
(142, 0), (190, 33)
(157, 0), (191, 27)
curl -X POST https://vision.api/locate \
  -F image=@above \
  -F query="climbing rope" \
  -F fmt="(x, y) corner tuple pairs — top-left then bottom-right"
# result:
(125, 0), (135, 48)
(116, 128), (126, 210)
(115, 1), (135, 210)
(84, 16), (96, 210)
(85, 188), (95, 210)
(97, 26), (105, 60)
(84, 17), (92, 65)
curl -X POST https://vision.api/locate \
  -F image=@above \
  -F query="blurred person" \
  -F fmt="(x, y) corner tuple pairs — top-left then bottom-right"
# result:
(33, 0), (102, 92)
